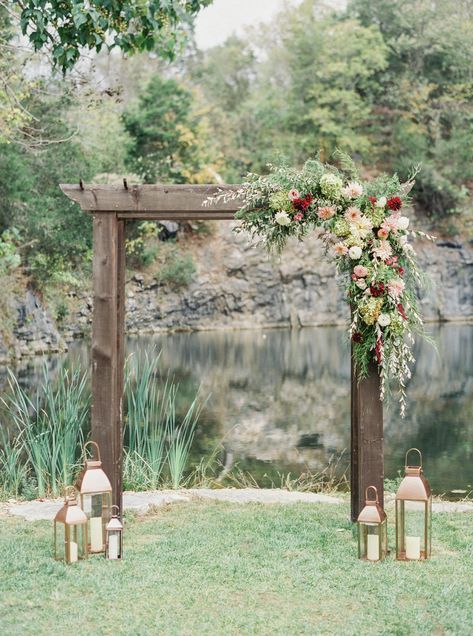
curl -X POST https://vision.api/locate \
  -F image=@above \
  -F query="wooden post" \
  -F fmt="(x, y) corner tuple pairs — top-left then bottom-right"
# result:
(350, 348), (384, 521)
(91, 214), (125, 514)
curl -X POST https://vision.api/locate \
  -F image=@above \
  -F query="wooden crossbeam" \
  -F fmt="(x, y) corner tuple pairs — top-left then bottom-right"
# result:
(60, 184), (242, 218)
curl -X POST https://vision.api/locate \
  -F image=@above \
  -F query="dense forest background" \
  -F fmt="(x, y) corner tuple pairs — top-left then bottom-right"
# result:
(0, 0), (472, 326)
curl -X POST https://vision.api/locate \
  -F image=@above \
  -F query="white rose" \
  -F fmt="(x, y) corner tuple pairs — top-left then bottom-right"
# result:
(375, 196), (387, 208)
(275, 211), (291, 226)
(356, 279), (367, 290)
(398, 235), (408, 246)
(397, 216), (410, 230)
(377, 313), (391, 327)
(348, 245), (362, 260)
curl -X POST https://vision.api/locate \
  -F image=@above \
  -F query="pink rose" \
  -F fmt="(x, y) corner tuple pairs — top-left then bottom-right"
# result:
(288, 188), (300, 201)
(378, 228), (389, 239)
(354, 265), (368, 278)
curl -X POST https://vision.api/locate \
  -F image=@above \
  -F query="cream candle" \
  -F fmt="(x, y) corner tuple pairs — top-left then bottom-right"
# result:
(69, 541), (78, 563)
(367, 534), (380, 561)
(405, 535), (421, 560)
(108, 534), (119, 560)
(90, 517), (103, 552)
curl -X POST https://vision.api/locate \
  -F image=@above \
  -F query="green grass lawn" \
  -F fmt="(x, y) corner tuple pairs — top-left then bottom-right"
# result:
(1, 501), (472, 635)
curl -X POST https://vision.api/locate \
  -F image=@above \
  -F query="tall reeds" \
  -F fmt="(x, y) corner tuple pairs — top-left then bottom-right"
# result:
(0, 352), (204, 499)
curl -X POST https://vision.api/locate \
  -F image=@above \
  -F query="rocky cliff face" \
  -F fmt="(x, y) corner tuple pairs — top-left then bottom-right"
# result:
(2, 222), (473, 360)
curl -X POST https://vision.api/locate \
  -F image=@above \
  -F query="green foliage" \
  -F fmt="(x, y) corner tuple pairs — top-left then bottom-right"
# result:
(18, 0), (212, 72)
(123, 75), (207, 183)
(155, 247), (196, 288)
(0, 228), (21, 272)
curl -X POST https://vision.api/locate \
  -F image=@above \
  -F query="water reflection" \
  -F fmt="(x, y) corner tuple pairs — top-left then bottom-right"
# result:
(2, 323), (472, 495)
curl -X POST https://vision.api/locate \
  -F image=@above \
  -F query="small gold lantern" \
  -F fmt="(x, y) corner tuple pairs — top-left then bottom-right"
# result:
(357, 486), (388, 562)
(54, 487), (88, 564)
(76, 441), (112, 554)
(396, 448), (432, 561)
(106, 505), (124, 560)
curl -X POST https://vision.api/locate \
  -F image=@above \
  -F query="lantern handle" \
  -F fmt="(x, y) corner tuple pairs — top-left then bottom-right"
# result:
(405, 448), (422, 469)
(365, 485), (379, 503)
(111, 505), (120, 517)
(83, 440), (101, 463)
(63, 485), (77, 502)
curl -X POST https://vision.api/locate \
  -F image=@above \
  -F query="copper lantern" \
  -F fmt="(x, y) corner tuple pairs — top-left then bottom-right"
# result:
(76, 441), (112, 554)
(54, 487), (88, 564)
(105, 505), (123, 560)
(357, 486), (388, 562)
(396, 448), (432, 561)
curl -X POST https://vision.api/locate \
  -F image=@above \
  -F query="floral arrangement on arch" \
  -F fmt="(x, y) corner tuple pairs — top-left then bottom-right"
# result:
(206, 156), (433, 416)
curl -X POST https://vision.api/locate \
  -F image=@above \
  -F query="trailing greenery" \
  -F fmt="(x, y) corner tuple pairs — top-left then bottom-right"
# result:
(0, 356), (204, 499)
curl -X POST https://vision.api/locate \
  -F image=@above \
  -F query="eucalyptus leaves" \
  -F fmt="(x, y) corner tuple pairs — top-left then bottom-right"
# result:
(206, 157), (433, 415)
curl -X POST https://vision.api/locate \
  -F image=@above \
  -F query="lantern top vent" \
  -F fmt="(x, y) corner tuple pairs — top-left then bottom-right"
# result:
(55, 488), (88, 525)
(76, 441), (112, 495)
(396, 448), (432, 502)
(357, 486), (387, 524)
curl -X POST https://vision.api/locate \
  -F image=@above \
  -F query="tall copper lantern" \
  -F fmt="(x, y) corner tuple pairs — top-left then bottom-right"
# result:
(357, 486), (388, 562)
(76, 441), (112, 554)
(54, 487), (88, 564)
(396, 448), (432, 561)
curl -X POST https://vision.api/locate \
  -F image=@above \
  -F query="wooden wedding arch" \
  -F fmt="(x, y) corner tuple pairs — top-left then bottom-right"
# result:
(61, 182), (383, 521)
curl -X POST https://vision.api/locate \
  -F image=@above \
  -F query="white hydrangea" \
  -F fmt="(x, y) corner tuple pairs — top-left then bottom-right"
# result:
(275, 211), (291, 226)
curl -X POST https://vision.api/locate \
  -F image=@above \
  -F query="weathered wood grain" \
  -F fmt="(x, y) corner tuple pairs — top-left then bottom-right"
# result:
(351, 349), (384, 521)
(60, 184), (243, 215)
(91, 213), (123, 512)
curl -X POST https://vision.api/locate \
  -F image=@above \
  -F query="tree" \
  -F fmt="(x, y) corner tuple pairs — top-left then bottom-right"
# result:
(123, 75), (209, 183)
(349, 0), (473, 215)
(13, 0), (212, 72)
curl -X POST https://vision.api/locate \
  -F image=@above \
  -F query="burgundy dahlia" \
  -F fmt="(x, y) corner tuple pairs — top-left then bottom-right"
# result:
(387, 196), (402, 211)
(370, 282), (385, 297)
(352, 332), (363, 344)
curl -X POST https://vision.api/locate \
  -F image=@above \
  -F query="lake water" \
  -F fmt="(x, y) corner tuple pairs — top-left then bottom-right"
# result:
(3, 323), (473, 496)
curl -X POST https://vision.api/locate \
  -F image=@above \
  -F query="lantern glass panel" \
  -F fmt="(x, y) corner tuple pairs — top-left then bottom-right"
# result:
(358, 521), (387, 561)
(107, 530), (122, 560)
(54, 522), (87, 563)
(81, 492), (112, 553)
(396, 499), (431, 560)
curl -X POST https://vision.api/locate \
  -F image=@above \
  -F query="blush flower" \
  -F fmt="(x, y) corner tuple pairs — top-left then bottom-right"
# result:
(288, 188), (300, 201)
(375, 196), (387, 208)
(378, 228), (389, 239)
(333, 242), (349, 256)
(373, 240), (393, 261)
(388, 278), (405, 298)
(293, 212), (303, 222)
(344, 206), (362, 222)
(317, 205), (336, 220)
(354, 265), (368, 277)
(342, 182), (364, 199)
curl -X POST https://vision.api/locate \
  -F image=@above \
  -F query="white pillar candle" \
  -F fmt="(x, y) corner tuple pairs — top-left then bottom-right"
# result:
(405, 535), (421, 560)
(108, 534), (119, 560)
(367, 534), (380, 561)
(90, 517), (103, 552)
(69, 541), (78, 563)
